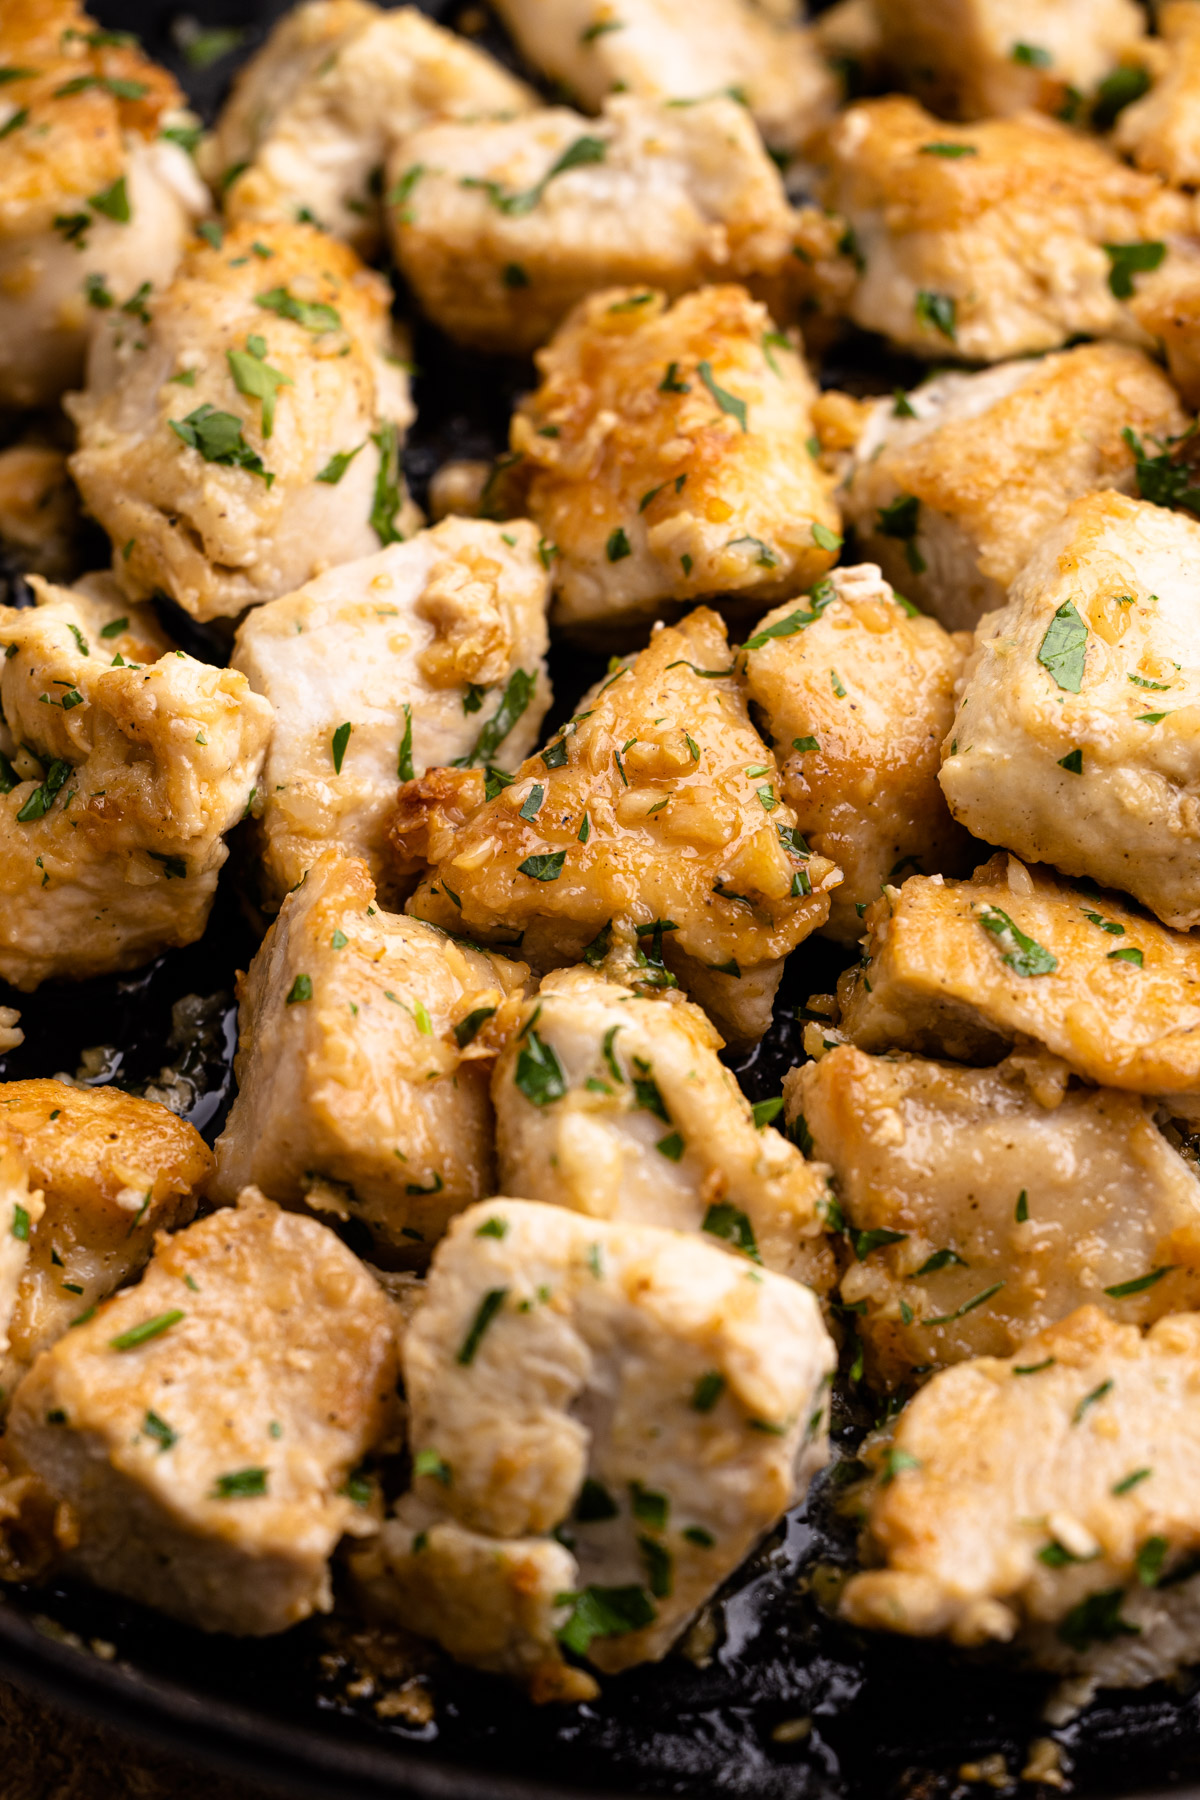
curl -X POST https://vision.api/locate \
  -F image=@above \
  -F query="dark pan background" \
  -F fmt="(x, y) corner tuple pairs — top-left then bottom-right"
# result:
(1, 3), (1199, 1794)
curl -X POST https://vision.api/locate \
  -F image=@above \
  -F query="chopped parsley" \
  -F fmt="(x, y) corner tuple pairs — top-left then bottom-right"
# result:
(331, 721), (351, 773)
(369, 420), (405, 546)
(1073, 1378), (1114, 1424)
(455, 667), (535, 766)
(316, 443), (363, 484)
(915, 290), (956, 341)
(143, 1410), (177, 1453)
(659, 362), (690, 394)
(286, 974), (313, 1004)
(1104, 240), (1166, 299)
(697, 360), (747, 431)
(1058, 748), (1084, 775)
(1011, 41), (1051, 66)
(11, 1204), (30, 1242)
(414, 1449), (451, 1485)
(1113, 1468), (1152, 1495)
(515, 1029), (567, 1106)
(692, 1371), (726, 1412)
(557, 1584), (655, 1655)
(702, 1202), (761, 1263)
(1093, 64), (1151, 129)
(170, 405), (272, 483)
(1058, 1588), (1138, 1651)
(518, 850), (566, 881)
(879, 1447), (922, 1484)
(752, 1096), (784, 1129)
(923, 1281), (1005, 1326)
(741, 578), (835, 650)
(575, 1478), (618, 1521)
(1104, 1265), (1171, 1297)
(919, 141), (977, 157)
(457, 1287), (508, 1364)
(915, 1248), (967, 1275)
(607, 526), (632, 562)
(976, 905), (1058, 977)
(212, 1466), (268, 1499)
(1108, 946), (1144, 967)
(1038, 599), (1087, 692)
(463, 134), (606, 216)
(455, 1006), (496, 1048)
(110, 1309), (184, 1352)
(255, 287), (342, 333)
(16, 759), (70, 822)
(853, 1227), (907, 1260)
(1122, 425), (1200, 512)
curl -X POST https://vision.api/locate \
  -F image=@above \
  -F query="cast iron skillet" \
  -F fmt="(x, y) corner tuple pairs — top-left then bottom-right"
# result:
(3, 4), (1200, 1793)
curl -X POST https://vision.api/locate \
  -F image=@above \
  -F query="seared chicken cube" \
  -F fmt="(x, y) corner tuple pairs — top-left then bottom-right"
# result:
(493, 966), (836, 1291)
(508, 285), (840, 642)
(231, 517), (551, 910)
(0, 577), (272, 990)
(742, 563), (970, 942)
(822, 98), (1192, 363)
(0, 438), (82, 583)
(871, 0), (1145, 122)
(0, 0), (207, 410)
(941, 492), (1200, 931)
(1115, 4), (1200, 190)
(402, 608), (840, 1046)
(6, 1190), (398, 1636)
(841, 1306), (1200, 1690)
(204, 0), (533, 258)
(213, 850), (529, 1257)
(789, 1046), (1200, 1389)
(377, 1197), (834, 1678)
(843, 346), (1187, 634)
(0, 1080), (209, 1404)
(67, 220), (419, 623)
(386, 97), (800, 357)
(486, 0), (835, 158)
(839, 854), (1200, 1099)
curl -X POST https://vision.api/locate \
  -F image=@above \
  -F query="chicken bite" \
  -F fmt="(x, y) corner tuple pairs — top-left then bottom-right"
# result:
(386, 97), (802, 357)
(401, 608), (840, 1046)
(362, 1197), (834, 1682)
(66, 219), (419, 623)
(941, 492), (1200, 931)
(507, 284), (840, 642)
(841, 1306), (1200, 1691)
(0, 0), (207, 410)
(1115, 4), (1200, 191)
(822, 97), (1193, 363)
(0, 576), (272, 990)
(838, 854), (1200, 1098)
(231, 517), (551, 911)
(788, 1045), (1200, 1389)
(742, 563), (970, 942)
(493, 966), (836, 1291)
(486, 0), (835, 158)
(0, 1080), (209, 1405)
(870, 0), (1145, 122)
(203, 0), (533, 258)
(213, 850), (529, 1258)
(843, 346), (1188, 634)
(6, 1190), (399, 1636)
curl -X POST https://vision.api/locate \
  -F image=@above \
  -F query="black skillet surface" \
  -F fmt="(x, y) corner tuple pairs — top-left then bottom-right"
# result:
(2, 4), (1200, 1795)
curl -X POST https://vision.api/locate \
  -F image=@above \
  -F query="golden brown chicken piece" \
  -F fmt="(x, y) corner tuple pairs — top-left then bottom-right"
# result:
(1115, 3), (1200, 190)
(203, 0), (533, 257)
(493, 966), (836, 1290)
(486, 0), (836, 158)
(0, 0), (207, 409)
(230, 517), (552, 911)
(742, 563), (971, 942)
(838, 855), (1200, 1098)
(359, 1197), (834, 1682)
(212, 850), (529, 1257)
(401, 608), (840, 1046)
(940, 492), (1200, 931)
(385, 98), (800, 358)
(789, 1046), (1200, 1389)
(67, 220), (418, 622)
(6, 1190), (399, 1636)
(509, 285), (839, 643)
(843, 346), (1188, 633)
(841, 1306), (1200, 1693)
(822, 97), (1194, 363)
(0, 576), (272, 990)
(0, 1080), (209, 1406)
(871, 0), (1145, 122)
